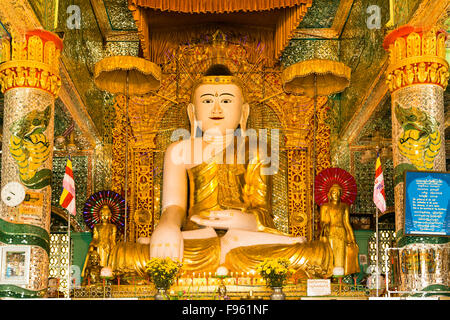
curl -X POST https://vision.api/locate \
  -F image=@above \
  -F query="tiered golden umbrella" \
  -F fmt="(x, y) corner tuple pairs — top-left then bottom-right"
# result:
(94, 56), (161, 241)
(282, 59), (351, 235)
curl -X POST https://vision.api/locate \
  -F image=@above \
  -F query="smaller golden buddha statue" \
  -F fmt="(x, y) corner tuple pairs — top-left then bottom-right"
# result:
(319, 184), (360, 276)
(82, 249), (102, 285)
(82, 205), (117, 277)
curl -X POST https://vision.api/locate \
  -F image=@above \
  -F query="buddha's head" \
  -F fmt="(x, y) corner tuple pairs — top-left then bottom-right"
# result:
(48, 277), (59, 291)
(89, 250), (100, 266)
(328, 184), (342, 203)
(188, 64), (249, 136)
(99, 205), (112, 223)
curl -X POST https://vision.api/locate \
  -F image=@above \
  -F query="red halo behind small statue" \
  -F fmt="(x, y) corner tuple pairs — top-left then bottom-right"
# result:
(83, 190), (126, 232)
(314, 168), (357, 206)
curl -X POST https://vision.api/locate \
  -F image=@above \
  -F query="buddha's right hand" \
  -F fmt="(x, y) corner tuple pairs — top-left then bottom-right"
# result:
(149, 223), (184, 261)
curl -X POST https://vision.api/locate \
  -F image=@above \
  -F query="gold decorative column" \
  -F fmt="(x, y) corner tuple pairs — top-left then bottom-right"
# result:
(282, 59), (351, 239)
(316, 104), (332, 174)
(0, 30), (63, 297)
(384, 26), (449, 292)
(94, 55), (161, 242)
(285, 141), (311, 239)
(284, 96), (329, 240)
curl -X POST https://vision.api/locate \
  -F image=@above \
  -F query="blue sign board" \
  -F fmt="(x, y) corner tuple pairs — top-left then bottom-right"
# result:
(404, 171), (450, 236)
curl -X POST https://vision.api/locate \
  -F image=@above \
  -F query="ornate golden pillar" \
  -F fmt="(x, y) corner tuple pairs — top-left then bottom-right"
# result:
(282, 57), (350, 240)
(0, 30), (63, 297)
(285, 136), (311, 239)
(384, 26), (449, 292)
(284, 96), (331, 240)
(316, 103), (332, 174)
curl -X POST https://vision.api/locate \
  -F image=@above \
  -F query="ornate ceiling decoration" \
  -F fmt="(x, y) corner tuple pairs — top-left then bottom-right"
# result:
(90, 0), (139, 41)
(293, 0), (354, 39)
(128, 0), (313, 65)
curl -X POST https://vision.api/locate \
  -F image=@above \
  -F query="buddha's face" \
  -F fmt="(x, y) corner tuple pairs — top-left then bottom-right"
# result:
(90, 253), (100, 266)
(328, 185), (342, 202)
(100, 206), (111, 222)
(190, 83), (248, 136)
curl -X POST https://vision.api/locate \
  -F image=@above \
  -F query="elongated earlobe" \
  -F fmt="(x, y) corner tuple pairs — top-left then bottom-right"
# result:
(240, 103), (250, 136)
(187, 103), (198, 138)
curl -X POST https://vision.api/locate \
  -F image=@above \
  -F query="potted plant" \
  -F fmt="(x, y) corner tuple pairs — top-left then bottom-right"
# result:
(145, 258), (182, 300)
(257, 258), (292, 300)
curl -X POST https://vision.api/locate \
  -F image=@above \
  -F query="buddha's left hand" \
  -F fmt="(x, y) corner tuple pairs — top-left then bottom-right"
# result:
(190, 210), (258, 231)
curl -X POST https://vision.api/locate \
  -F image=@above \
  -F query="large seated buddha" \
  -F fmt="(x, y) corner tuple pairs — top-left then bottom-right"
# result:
(107, 64), (359, 279)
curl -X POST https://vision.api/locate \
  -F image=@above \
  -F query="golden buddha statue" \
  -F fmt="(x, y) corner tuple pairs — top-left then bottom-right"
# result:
(319, 184), (360, 276)
(82, 249), (102, 285)
(107, 64), (358, 279)
(82, 205), (117, 277)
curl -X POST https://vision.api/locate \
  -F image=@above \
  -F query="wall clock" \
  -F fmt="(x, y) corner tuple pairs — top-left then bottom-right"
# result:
(1, 182), (26, 207)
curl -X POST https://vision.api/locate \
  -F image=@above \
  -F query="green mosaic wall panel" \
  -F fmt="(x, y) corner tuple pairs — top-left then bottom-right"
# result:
(353, 152), (394, 215)
(338, 0), (421, 136)
(55, 0), (139, 138)
(298, 0), (340, 29)
(281, 39), (340, 68)
(51, 156), (89, 228)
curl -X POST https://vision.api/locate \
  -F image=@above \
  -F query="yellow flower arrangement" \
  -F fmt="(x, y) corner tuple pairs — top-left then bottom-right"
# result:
(256, 258), (293, 288)
(145, 258), (182, 289)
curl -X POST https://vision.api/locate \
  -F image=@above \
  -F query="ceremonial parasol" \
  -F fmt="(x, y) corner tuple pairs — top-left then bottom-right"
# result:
(94, 56), (161, 241)
(282, 59), (351, 233)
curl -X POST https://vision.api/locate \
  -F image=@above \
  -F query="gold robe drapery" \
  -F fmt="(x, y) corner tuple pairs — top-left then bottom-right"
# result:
(184, 137), (278, 233)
